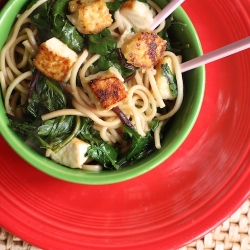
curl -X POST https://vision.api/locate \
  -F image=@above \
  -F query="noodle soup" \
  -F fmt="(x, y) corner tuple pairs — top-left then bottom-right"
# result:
(0, 0), (204, 184)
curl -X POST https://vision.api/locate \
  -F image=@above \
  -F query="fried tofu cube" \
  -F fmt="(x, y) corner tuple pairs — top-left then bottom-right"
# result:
(121, 31), (167, 69)
(46, 138), (90, 169)
(120, 0), (156, 32)
(33, 37), (78, 83)
(68, 0), (113, 34)
(155, 55), (182, 100)
(82, 67), (127, 110)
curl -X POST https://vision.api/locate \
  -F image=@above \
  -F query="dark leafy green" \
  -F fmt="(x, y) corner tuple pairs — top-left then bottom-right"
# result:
(90, 50), (135, 80)
(117, 126), (155, 168)
(87, 29), (117, 56)
(78, 117), (104, 144)
(78, 117), (119, 169)
(161, 63), (178, 98)
(79, 121), (158, 169)
(106, 0), (149, 13)
(153, 0), (171, 9)
(28, 0), (84, 52)
(27, 1), (51, 30)
(106, 0), (126, 13)
(123, 126), (153, 159)
(44, 115), (82, 153)
(153, 0), (187, 53)
(150, 119), (160, 132)
(27, 74), (67, 118)
(50, 0), (85, 52)
(37, 116), (157, 170)
(7, 114), (40, 140)
(87, 144), (119, 169)
(38, 115), (75, 141)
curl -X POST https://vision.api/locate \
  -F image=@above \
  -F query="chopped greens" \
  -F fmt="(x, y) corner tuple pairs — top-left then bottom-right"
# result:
(38, 115), (78, 153)
(106, 0), (126, 13)
(117, 126), (155, 169)
(8, 107), (157, 169)
(28, 0), (85, 52)
(87, 29), (117, 56)
(150, 119), (160, 132)
(27, 73), (67, 118)
(161, 63), (178, 98)
(90, 49), (135, 80)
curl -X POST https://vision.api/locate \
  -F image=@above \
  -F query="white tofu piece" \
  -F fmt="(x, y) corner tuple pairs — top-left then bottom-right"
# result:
(46, 138), (90, 169)
(119, 0), (156, 32)
(33, 37), (78, 83)
(155, 56), (181, 100)
(67, 0), (113, 34)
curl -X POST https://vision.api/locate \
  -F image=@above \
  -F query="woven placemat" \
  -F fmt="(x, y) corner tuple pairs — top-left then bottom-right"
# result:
(1, 198), (249, 250)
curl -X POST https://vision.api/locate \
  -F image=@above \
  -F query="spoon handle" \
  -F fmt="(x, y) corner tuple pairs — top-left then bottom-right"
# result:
(180, 36), (250, 73)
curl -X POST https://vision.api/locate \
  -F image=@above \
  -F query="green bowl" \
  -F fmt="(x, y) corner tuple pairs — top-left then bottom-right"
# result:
(0, 0), (205, 185)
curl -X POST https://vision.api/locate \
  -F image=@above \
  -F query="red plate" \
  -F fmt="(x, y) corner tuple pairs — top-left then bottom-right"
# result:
(0, 0), (250, 249)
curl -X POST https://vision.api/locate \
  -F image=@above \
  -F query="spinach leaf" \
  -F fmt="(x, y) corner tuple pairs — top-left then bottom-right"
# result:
(27, 0), (51, 29)
(9, 114), (81, 154)
(27, 74), (67, 118)
(27, 0), (53, 42)
(106, 0), (126, 12)
(38, 115), (75, 140)
(150, 119), (160, 131)
(78, 117), (119, 169)
(161, 63), (178, 98)
(87, 29), (117, 56)
(117, 126), (155, 168)
(123, 126), (153, 159)
(50, 0), (85, 53)
(91, 50), (135, 80)
(37, 115), (81, 153)
(28, 0), (84, 53)
(78, 117), (103, 144)
(153, 0), (171, 9)
(106, 0), (147, 13)
(8, 114), (41, 139)
(87, 144), (118, 169)
(8, 114), (45, 153)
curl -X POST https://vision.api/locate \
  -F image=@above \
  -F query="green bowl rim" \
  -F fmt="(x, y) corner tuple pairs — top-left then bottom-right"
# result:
(0, 0), (205, 185)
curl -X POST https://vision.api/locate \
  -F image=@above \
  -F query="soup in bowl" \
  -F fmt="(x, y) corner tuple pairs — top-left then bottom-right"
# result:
(0, 0), (205, 184)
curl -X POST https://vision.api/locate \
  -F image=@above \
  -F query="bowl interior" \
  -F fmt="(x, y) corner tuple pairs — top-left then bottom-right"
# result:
(0, 0), (205, 185)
